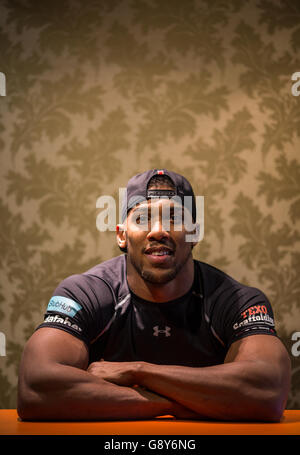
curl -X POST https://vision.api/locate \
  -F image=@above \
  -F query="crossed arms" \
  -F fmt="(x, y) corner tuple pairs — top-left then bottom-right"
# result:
(17, 327), (291, 422)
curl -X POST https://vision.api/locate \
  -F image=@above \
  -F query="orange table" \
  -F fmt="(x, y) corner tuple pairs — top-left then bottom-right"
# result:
(0, 409), (300, 435)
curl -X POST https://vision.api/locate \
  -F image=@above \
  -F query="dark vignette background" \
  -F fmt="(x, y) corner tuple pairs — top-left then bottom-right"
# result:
(0, 0), (299, 409)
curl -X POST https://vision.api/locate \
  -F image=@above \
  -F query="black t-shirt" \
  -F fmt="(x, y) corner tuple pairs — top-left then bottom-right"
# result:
(37, 255), (277, 366)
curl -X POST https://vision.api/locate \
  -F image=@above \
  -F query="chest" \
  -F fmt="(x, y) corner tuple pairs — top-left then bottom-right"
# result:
(89, 296), (226, 366)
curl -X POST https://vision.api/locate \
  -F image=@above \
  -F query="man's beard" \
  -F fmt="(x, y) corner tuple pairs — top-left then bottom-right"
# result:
(128, 248), (191, 284)
(140, 266), (178, 284)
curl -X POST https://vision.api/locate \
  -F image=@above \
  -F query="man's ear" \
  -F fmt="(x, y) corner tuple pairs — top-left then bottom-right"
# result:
(116, 224), (127, 249)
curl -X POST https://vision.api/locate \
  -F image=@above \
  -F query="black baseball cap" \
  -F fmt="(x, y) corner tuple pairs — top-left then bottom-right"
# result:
(121, 169), (196, 222)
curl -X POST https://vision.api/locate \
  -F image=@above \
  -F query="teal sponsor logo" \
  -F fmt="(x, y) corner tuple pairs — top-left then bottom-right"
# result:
(47, 296), (82, 318)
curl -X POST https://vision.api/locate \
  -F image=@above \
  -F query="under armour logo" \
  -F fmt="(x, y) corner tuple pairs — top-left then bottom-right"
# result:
(153, 325), (171, 337)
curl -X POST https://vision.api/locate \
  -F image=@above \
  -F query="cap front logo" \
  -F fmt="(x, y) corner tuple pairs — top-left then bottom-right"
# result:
(156, 170), (164, 175)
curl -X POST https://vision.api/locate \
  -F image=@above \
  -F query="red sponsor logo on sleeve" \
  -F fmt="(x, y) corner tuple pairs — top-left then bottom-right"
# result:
(241, 305), (268, 319)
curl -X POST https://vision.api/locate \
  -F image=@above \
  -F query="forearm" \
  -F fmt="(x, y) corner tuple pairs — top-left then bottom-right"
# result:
(135, 360), (286, 421)
(17, 363), (173, 421)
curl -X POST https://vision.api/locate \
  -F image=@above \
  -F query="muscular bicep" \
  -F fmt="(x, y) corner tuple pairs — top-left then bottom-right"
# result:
(225, 334), (289, 366)
(20, 327), (89, 373)
(224, 334), (291, 399)
(18, 327), (90, 415)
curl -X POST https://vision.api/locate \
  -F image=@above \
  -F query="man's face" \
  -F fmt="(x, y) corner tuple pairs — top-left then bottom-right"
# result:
(122, 197), (195, 285)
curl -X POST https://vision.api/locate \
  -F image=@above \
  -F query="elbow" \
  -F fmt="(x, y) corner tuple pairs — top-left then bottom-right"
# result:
(17, 388), (40, 421)
(17, 393), (48, 421)
(17, 377), (31, 420)
(17, 397), (34, 421)
(261, 400), (288, 422)
(265, 360), (291, 422)
(257, 399), (285, 422)
(230, 380), (290, 422)
(252, 357), (291, 422)
(229, 394), (287, 423)
(17, 401), (33, 421)
(252, 384), (290, 422)
(17, 376), (45, 421)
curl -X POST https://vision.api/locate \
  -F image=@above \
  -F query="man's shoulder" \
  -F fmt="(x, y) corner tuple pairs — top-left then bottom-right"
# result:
(195, 259), (241, 287)
(195, 260), (270, 313)
(55, 255), (128, 299)
(84, 254), (126, 280)
(194, 259), (262, 297)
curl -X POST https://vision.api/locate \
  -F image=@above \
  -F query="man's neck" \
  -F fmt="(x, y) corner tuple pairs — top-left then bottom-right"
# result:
(126, 258), (195, 303)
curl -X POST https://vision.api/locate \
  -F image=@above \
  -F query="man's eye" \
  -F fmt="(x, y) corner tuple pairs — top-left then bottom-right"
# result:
(136, 215), (149, 225)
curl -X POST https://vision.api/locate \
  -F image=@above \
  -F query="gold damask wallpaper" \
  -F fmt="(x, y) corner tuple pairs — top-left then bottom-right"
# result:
(0, 0), (299, 409)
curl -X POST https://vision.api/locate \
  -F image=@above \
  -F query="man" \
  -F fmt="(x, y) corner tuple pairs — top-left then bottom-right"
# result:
(17, 169), (291, 421)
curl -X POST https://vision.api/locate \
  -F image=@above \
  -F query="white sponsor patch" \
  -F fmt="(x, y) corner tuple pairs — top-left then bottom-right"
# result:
(44, 314), (82, 332)
(233, 313), (274, 331)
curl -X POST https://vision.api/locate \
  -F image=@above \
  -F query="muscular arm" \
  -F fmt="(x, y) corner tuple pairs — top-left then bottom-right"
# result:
(90, 335), (291, 422)
(17, 328), (194, 421)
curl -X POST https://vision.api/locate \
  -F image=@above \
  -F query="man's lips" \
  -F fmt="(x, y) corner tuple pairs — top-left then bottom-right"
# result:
(143, 246), (175, 265)
(144, 246), (174, 256)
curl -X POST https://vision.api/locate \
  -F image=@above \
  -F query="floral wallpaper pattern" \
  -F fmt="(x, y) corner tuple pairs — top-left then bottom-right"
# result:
(0, 0), (299, 409)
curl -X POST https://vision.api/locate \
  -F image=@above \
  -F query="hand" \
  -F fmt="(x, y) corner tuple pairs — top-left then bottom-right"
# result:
(87, 360), (142, 387)
(133, 387), (201, 420)
(87, 361), (201, 419)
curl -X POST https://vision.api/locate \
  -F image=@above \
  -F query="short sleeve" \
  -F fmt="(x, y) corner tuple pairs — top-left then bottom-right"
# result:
(36, 274), (113, 346)
(211, 285), (277, 349)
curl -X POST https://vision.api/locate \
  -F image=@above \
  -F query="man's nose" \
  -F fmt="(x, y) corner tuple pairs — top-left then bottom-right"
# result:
(146, 218), (170, 241)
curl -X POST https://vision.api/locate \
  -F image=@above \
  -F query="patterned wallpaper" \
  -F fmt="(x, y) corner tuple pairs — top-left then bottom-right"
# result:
(0, 0), (299, 409)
